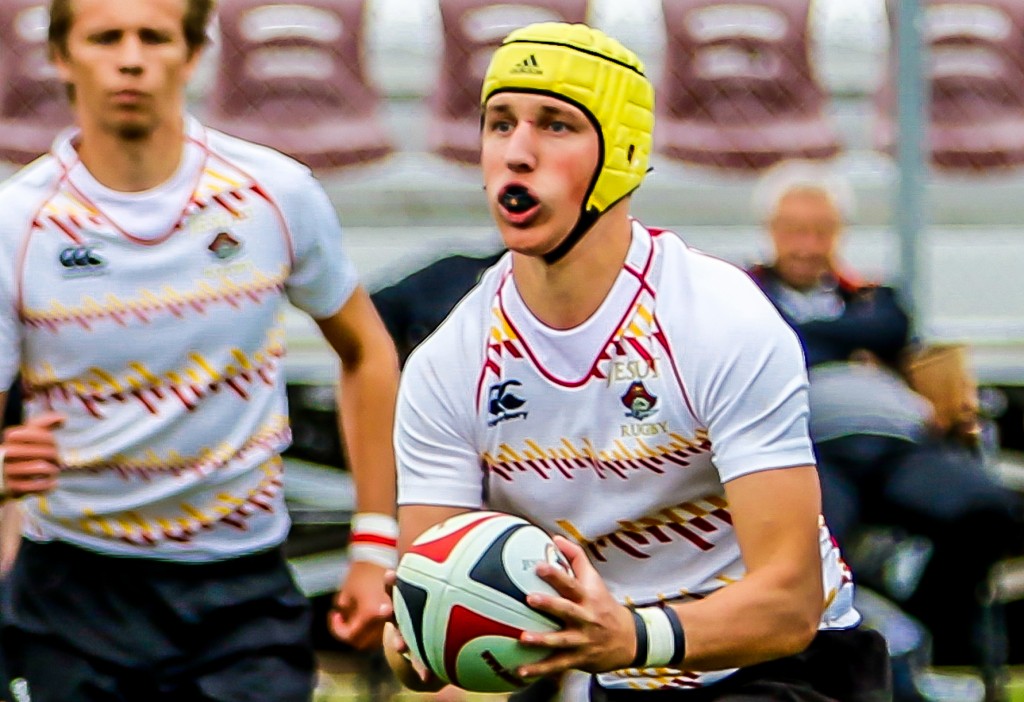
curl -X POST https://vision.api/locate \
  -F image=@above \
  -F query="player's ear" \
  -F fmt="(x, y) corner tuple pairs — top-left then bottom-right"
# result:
(51, 48), (73, 84)
(183, 44), (205, 81)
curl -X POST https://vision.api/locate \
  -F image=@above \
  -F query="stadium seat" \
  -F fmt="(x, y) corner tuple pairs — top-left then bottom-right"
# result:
(874, 0), (1024, 170)
(205, 0), (393, 171)
(0, 0), (74, 165)
(428, 0), (588, 164)
(656, 0), (842, 171)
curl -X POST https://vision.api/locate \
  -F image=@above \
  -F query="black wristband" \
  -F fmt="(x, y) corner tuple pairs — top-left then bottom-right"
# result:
(629, 608), (648, 668)
(660, 605), (687, 666)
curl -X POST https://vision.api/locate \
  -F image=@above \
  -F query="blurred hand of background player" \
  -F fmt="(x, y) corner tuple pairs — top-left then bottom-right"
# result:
(517, 535), (637, 677)
(329, 560), (394, 650)
(1, 412), (64, 498)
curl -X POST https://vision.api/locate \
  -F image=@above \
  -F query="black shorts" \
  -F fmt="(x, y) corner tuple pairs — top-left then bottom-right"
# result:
(590, 628), (891, 702)
(1, 539), (315, 702)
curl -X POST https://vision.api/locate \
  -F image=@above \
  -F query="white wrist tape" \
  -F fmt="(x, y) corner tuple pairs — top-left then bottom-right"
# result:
(636, 607), (675, 667)
(635, 606), (687, 668)
(349, 512), (399, 568)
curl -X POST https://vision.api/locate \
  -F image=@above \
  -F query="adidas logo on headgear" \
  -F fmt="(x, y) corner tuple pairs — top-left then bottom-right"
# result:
(510, 54), (542, 75)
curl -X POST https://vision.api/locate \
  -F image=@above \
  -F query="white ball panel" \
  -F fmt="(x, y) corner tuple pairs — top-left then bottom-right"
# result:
(397, 549), (460, 581)
(499, 524), (572, 599)
(392, 569), (451, 678)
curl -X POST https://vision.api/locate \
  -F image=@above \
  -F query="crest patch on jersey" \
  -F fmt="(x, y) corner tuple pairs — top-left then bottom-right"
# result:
(208, 231), (242, 260)
(621, 380), (658, 420)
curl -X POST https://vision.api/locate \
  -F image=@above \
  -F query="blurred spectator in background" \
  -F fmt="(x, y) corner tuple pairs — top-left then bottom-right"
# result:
(747, 160), (1024, 670)
(372, 251), (503, 367)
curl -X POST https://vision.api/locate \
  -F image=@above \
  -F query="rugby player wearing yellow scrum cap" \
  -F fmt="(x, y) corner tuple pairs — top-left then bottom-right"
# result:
(482, 21), (654, 265)
(386, 22), (890, 702)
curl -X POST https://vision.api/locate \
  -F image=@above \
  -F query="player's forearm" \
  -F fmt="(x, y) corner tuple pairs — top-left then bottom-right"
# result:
(670, 565), (823, 671)
(0, 502), (22, 576)
(338, 348), (399, 516)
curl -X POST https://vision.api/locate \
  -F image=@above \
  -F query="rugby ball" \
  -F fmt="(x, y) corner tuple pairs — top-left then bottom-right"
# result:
(392, 511), (571, 692)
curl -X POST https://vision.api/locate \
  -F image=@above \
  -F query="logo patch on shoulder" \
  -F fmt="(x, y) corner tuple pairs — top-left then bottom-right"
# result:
(622, 381), (658, 420)
(208, 231), (242, 260)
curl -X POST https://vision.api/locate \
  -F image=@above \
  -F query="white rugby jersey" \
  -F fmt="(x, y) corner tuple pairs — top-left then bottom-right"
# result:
(0, 116), (356, 561)
(396, 221), (858, 690)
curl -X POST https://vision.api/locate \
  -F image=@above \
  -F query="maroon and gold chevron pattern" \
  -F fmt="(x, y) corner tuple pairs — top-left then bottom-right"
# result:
(591, 300), (666, 382)
(481, 430), (711, 481)
(61, 414), (290, 479)
(478, 293), (666, 397)
(605, 667), (704, 690)
(22, 267), (288, 331)
(556, 495), (732, 563)
(22, 320), (287, 417)
(35, 165), (266, 245)
(33, 457), (285, 546)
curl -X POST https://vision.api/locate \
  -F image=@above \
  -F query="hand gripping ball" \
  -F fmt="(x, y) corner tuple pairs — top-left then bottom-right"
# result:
(393, 511), (572, 692)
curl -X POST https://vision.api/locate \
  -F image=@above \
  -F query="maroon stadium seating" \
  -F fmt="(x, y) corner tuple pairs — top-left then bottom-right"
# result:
(205, 0), (393, 171)
(656, 0), (841, 171)
(428, 0), (587, 165)
(874, 0), (1024, 170)
(0, 0), (75, 165)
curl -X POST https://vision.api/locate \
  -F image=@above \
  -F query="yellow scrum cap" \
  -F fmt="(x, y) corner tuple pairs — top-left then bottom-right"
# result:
(481, 22), (655, 219)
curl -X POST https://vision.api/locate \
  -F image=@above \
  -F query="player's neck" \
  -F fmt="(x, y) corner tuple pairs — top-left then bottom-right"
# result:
(512, 206), (632, 330)
(74, 115), (187, 193)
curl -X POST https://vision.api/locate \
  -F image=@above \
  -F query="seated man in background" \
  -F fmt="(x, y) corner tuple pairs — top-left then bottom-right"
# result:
(747, 160), (1024, 669)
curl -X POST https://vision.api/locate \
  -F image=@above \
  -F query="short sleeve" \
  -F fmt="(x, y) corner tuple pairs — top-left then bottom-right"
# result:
(395, 343), (485, 509)
(687, 272), (816, 482)
(283, 175), (359, 319)
(0, 193), (25, 389)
